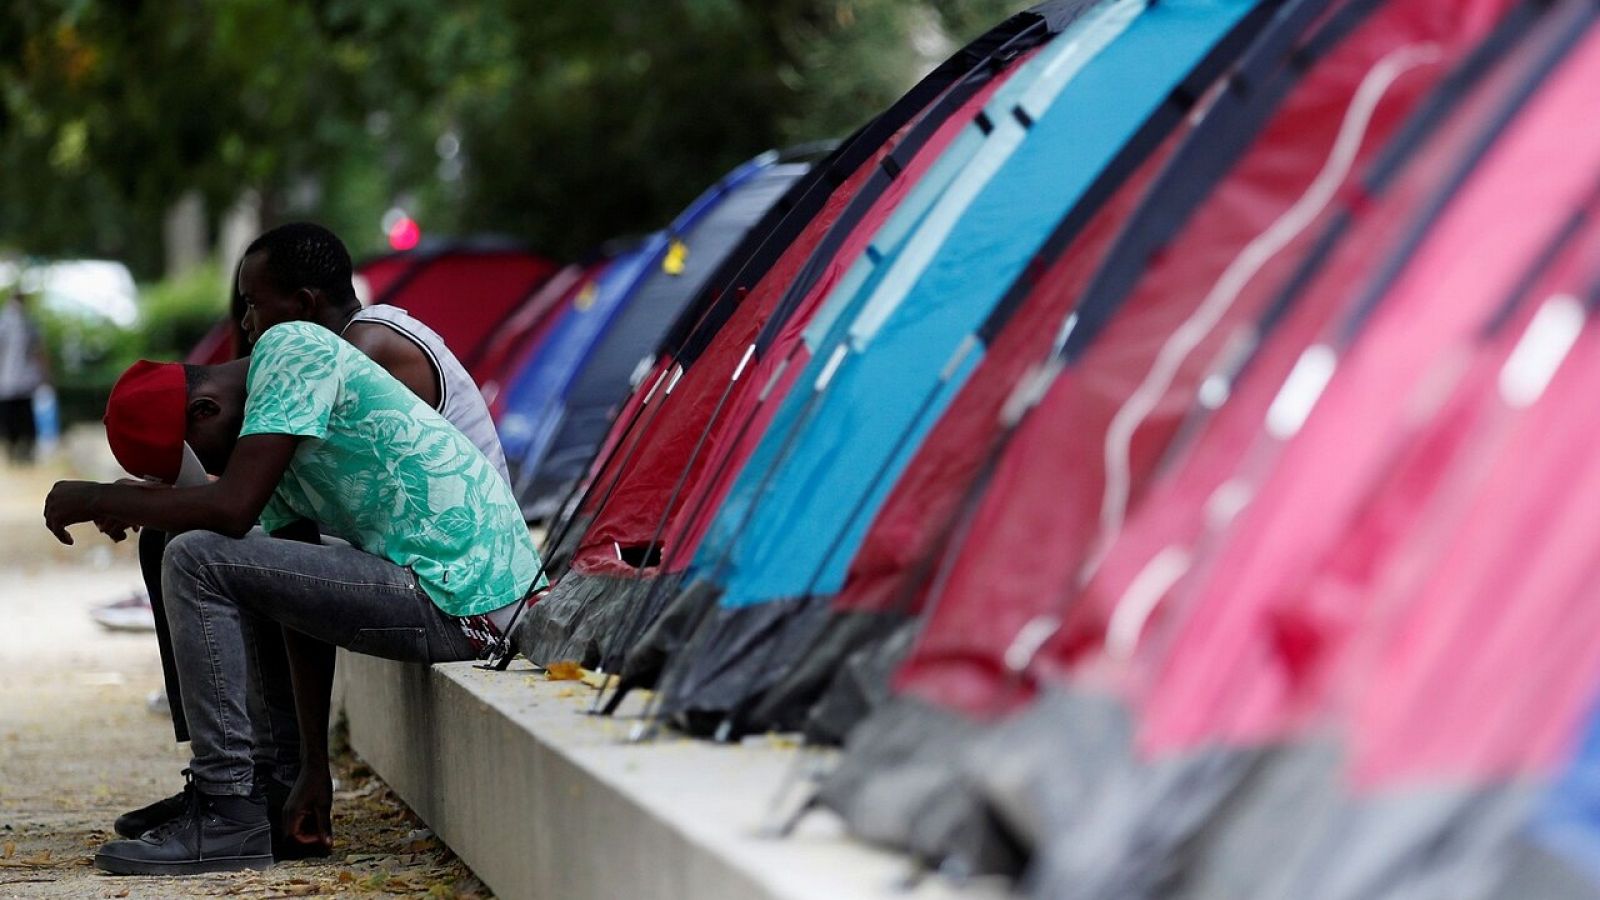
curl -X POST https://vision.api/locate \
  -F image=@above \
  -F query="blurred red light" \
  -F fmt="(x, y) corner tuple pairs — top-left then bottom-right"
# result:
(388, 216), (421, 251)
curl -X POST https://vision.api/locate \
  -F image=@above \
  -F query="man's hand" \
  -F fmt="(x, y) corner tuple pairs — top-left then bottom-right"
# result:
(281, 767), (334, 856)
(42, 481), (101, 545)
(92, 480), (146, 542)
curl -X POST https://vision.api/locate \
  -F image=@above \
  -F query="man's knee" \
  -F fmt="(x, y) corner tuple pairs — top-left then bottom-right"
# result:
(161, 530), (237, 588)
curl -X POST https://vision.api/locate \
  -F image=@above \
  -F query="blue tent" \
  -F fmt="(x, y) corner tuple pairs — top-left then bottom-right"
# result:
(663, 0), (1279, 718)
(498, 152), (810, 519)
(498, 242), (659, 508)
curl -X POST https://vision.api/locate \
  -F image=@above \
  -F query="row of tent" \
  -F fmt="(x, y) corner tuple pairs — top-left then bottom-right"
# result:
(189, 0), (1600, 893)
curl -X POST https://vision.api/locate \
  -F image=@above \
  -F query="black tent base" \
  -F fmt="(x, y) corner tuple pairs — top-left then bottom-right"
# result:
(620, 575), (719, 692)
(512, 570), (613, 667)
(803, 616), (919, 745)
(511, 568), (689, 670)
(822, 687), (1545, 896)
(749, 608), (912, 737)
(815, 695), (1028, 877)
(652, 594), (834, 737)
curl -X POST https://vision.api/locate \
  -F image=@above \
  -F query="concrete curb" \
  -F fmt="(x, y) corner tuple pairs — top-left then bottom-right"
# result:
(335, 653), (1002, 900)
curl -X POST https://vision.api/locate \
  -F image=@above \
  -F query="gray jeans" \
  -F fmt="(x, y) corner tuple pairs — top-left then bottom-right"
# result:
(161, 529), (478, 795)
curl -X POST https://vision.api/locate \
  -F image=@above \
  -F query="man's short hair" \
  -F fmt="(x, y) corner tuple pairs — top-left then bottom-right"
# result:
(244, 222), (358, 308)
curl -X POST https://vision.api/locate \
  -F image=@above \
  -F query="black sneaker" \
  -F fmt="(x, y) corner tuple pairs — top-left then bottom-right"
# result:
(94, 788), (272, 875)
(113, 769), (196, 839)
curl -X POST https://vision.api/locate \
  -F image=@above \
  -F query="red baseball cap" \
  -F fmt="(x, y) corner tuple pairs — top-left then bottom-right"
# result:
(104, 360), (196, 483)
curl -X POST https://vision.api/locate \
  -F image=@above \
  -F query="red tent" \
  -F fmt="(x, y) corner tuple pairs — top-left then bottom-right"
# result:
(358, 243), (557, 373)
(886, 0), (1519, 720)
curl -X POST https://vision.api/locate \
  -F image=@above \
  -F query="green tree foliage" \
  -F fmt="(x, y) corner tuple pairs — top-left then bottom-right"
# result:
(1, 0), (1027, 272)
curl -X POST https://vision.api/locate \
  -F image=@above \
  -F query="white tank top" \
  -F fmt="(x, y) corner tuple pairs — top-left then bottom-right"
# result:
(342, 305), (510, 484)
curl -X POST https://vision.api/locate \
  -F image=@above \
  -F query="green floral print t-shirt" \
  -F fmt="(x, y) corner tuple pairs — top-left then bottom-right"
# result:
(239, 321), (542, 616)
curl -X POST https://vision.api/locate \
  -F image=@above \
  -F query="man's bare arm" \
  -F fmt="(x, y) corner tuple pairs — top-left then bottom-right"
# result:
(343, 322), (440, 409)
(43, 433), (299, 543)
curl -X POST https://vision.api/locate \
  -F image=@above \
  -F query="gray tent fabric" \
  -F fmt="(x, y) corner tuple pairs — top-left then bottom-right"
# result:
(617, 572), (707, 693)
(1156, 742), (1346, 900)
(804, 617), (919, 744)
(512, 570), (616, 667)
(752, 609), (911, 733)
(816, 697), (979, 852)
(1255, 782), (1535, 900)
(822, 686), (1556, 898)
(949, 688), (1262, 894)
(1489, 837), (1600, 899)
(975, 690), (1145, 854)
(1018, 727), (1541, 900)
(656, 594), (834, 728)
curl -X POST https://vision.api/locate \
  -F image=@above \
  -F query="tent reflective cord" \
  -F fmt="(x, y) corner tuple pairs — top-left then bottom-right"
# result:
(1134, 17), (1600, 753)
(840, 0), (1148, 347)
(747, 0), (1363, 738)
(573, 20), (1063, 697)
(1085, 42), (1445, 594)
(563, 11), (1058, 604)
(625, 347), (855, 739)
(700, 0), (1280, 617)
(582, 24), (1087, 712)
(883, 0), (1555, 720)
(1145, 0), (1548, 481)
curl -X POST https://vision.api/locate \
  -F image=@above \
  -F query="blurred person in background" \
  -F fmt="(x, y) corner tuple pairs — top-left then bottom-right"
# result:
(0, 287), (49, 463)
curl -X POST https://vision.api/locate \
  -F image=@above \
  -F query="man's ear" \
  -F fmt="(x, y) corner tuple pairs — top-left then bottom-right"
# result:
(187, 396), (222, 421)
(295, 287), (318, 317)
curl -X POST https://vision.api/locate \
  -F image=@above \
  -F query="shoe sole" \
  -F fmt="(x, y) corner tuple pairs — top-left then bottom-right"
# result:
(93, 851), (274, 876)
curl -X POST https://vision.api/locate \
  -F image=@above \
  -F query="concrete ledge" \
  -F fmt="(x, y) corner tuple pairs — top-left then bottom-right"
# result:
(335, 652), (1000, 900)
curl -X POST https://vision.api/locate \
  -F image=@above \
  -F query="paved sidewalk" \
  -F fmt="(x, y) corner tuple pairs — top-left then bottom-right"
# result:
(0, 454), (491, 899)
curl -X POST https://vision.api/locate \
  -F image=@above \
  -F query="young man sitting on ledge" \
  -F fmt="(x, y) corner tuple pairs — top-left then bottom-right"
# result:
(127, 223), (518, 864)
(43, 319), (542, 875)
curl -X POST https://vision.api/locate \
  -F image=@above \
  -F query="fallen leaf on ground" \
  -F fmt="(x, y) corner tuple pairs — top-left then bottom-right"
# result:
(544, 660), (584, 681)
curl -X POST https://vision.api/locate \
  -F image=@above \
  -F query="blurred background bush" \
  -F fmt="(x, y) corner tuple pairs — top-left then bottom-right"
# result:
(0, 0), (1025, 424)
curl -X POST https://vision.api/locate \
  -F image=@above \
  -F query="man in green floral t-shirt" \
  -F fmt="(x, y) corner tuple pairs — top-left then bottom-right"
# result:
(244, 321), (539, 617)
(42, 321), (543, 875)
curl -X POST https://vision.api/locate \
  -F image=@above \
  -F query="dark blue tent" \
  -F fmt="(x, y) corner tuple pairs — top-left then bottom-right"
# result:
(498, 152), (810, 519)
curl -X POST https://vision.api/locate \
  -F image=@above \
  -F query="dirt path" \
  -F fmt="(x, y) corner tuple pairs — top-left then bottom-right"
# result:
(0, 454), (492, 899)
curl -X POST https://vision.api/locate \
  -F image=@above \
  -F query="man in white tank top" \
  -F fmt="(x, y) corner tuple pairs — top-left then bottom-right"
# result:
(335, 303), (509, 482)
(115, 223), (528, 860)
